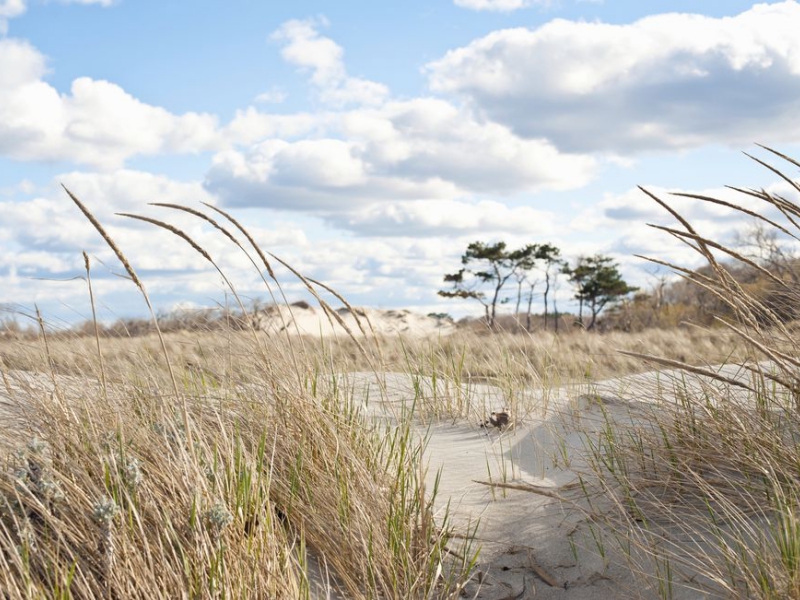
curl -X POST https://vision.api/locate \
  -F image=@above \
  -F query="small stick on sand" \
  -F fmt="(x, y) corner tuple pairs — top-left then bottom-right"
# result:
(527, 550), (561, 588)
(497, 576), (528, 600)
(473, 479), (567, 501)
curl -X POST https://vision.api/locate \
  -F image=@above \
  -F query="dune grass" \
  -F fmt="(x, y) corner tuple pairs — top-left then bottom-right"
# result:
(3, 148), (800, 598)
(567, 148), (800, 598)
(0, 194), (478, 599)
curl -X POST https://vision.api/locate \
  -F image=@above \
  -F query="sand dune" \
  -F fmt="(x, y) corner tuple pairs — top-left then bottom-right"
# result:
(0, 363), (755, 598)
(340, 366), (759, 599)
(252, 303), (456, 338)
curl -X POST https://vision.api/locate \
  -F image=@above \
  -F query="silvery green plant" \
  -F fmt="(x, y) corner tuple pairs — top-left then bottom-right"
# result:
(152, 419), (187, 447)
(92, 495), (118, 526)
(93, 495), (119, 585)
(123, 456), (143, 489)
(204, 502), (233, 542)
(13, 438), (64, 504)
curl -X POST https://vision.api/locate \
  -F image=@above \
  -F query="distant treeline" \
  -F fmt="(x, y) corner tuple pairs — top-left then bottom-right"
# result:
(2, 233), (798, 339)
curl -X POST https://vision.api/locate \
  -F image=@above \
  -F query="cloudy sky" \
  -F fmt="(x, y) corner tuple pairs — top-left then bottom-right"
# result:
(2, 0), (800, 326)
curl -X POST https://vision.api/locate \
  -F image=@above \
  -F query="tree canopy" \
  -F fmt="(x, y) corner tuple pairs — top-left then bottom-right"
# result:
(438, 241), (537, 328)
(440, 242), (639, 332)
(568, 255), (638, 330)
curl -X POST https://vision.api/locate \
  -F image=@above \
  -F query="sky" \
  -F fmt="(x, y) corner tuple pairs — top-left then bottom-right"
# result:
(2, 0), (800, 327)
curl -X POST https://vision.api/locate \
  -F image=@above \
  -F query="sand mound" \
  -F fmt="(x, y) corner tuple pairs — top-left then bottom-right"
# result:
(340, 366), (760, 599)
(1, 363), (757, 598)
(253, 303), (456, 338)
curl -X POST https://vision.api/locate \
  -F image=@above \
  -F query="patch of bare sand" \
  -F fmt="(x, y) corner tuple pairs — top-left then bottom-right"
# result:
(1, 365), (755, 598)
(253, 304), (456, 338)
(342, 368), (756, 599)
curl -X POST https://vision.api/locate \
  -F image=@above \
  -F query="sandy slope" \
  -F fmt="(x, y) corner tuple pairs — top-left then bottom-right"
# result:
(342, 367), (757, 600)
(0, 363), (753, 598)
(253, 303), (456, 338)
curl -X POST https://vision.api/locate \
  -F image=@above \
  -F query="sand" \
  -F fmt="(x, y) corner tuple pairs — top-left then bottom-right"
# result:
(340, 365), (757, 599)
(0, 357), (754, 598)
(252, 303), (457, 338)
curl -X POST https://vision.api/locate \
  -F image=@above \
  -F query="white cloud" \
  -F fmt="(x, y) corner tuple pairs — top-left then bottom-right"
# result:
(59, 169), (218, 215)
(569, 179), (798, 274)
(205, 139), (459, 211)
(254, 87), (287, 104)
(0, 171), (487, 319)
(0, 0), (24, 35)
(453, 0), (536, 12)
(327, 199), (557, 236)
(224, 108), (325, 146)
(0, 37), (43, 86)
(0, 40), (223, 168)
(272, 17), (343, 85)
(0, 170), (218, 258)
(427, 1), (800, 153)
(207, 97), (596, 210)
(271, 17), (389, 106)
(0, 170), (287, 313)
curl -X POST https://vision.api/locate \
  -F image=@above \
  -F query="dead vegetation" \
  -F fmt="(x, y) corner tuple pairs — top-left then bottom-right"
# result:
(3, 147), (800, 598)
(0, 193), (477, 599)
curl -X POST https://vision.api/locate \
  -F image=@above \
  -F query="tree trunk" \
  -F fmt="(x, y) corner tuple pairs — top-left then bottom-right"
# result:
(588, 300), (599, 330)
(526, 284), (534, 331)
(489, 266), (504, 329)
(554, 293), (559, 333)
(490, 285), (501, 328)
(543, 271), (551, 331)
(515, 279), (523, 327)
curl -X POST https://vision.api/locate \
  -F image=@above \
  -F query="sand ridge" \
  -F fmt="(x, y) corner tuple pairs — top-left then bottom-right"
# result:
(341, 367), (752, 599)
(252, 303), (457, 338)
(0, 364), (750, 598)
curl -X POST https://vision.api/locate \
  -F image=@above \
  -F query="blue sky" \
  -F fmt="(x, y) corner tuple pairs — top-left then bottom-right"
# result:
(2, 0), (799, 325)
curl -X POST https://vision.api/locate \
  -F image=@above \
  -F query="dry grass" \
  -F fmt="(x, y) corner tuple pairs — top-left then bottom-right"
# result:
(0, 349), (471, 598)
(0, 195), (477, 599)
(4, 149), (800, 598)
(571, 148), (800, 599)
(0, 325), (746, 390)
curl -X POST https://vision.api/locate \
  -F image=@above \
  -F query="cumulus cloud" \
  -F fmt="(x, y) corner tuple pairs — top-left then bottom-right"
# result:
(0, 170), (483, 319)
(271, 18), (389, 106)
(569, 179), (799, 273)
(0, 170), (217, 257)
(205, 140), (458, 211)
(0, 169), (315, 316)
(328, 199), (556, 236)
(224, 108), (325, 146)
(0, 39), (222, 168)
(427, 1), (800, 153)
(0, 0), (24, 35)
(212, 20), (598, 211)
(207, 97), (596, 210)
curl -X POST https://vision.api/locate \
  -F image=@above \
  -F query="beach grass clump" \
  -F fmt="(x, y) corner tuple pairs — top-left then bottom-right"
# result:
(0, 193), (475, 598)
(577, 147), (800, 598)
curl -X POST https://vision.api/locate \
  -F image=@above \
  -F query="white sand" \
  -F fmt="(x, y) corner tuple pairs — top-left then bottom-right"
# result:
(341, 366), (758, 599)
(253, 303), (456, 338)
(1, 361), (756, 598)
